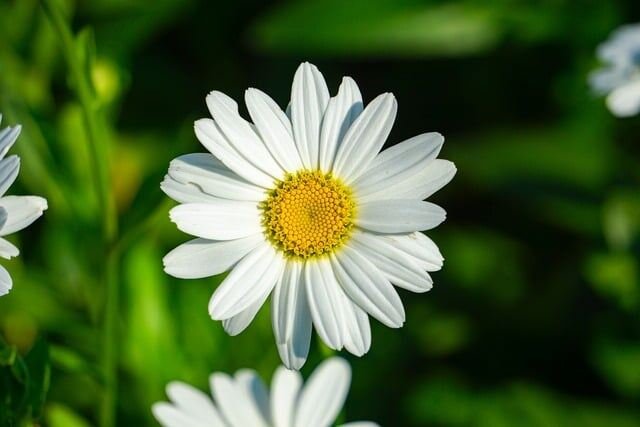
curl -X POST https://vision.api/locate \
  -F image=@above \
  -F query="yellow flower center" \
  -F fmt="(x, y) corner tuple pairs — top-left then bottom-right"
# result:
(261, 170), (355, 259)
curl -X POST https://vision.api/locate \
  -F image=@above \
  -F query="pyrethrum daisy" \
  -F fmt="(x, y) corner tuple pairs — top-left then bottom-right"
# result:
(0, 116), (48, 296)
(152, 357), (378, 427)
(590, 23), (640, 117)
(162, 62), (456, 369)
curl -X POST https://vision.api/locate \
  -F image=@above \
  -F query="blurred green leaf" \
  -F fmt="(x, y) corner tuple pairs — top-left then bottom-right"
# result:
(592, 338), (640, 398)
(47, 403), (93, 427)
(408, 376), (640, 426)
(0, 337), (50, 426)
(586, 252), (639, 311)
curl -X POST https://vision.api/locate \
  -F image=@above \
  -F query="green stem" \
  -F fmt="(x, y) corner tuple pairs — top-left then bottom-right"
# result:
(41, 1), (119, 426)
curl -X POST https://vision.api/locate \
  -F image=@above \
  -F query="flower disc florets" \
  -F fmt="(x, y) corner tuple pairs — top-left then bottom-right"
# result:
(261, 170), (355, 258)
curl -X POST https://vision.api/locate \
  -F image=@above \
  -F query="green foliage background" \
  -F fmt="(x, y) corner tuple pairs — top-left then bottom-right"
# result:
(1, 0), (640, 425)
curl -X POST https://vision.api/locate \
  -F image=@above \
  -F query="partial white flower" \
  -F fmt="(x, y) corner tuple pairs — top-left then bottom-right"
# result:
(162, 62), (455, 368)
(0, 116), (48, 297)
(590, 23), (640, 117)
(152, 357), (379, 427)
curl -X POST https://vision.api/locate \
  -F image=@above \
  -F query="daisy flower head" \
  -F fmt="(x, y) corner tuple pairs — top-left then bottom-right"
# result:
(152, 357), (378, 427)
(0, 116), (48, 296)
(590, 23), (640, 117)
(162, 62), (456, 369)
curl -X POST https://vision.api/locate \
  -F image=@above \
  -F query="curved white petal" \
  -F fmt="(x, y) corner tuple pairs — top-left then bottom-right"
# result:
(304, 259), (346, 350)
(353, 133), (453, 202)
(294, 357), (351, 427)
(356, 199), (446, 234)
(235, 369), (272, 424)
(210, 373), (270, 427)
(161, 175), (219, 204)
(195, 118), (275, 188)
(341, 296), (371, 357)
(209, 243), (284, 320)
(0, 125), (20, 160)
(0, 264), (12, 297)
(0, 237), (19, 260)
(166, 382), (225, 425)
(0, 156), (19, 197)
(351, 231), (433, 293)
(272, 261), (303, 343)
(271, 366), (303, 427)
(168, 153), (265, 201)
(332, 93), (397, 183)
(272, 261), (312, 370)
(222, 283), (271, 336)
(606, 79), (640, 117)
(291, 62), (330, 169)
(0, 196), (47, 237)
(245, 88), (303, 171)
(331, 247), (405, 328)
(382, 232), (444, 272)
(276, 323), (312, 371)
(151, 402), (208, 427)
(163, 235), (263, 279)
(319, 77), (363, 172)
(206, 91), (284, 179)
(169, 201), (261, 240)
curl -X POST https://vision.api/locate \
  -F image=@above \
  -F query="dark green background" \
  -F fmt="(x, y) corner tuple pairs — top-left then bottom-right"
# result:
(1, 0), (640, 425)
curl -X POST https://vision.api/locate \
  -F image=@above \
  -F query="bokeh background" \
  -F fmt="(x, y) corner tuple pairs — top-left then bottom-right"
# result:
(1, 0), (640, 425)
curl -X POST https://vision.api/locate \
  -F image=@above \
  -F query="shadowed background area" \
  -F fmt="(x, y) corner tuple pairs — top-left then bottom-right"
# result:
(1, 0), (640, 425)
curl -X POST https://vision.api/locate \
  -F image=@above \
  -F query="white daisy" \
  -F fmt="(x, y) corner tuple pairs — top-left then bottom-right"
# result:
(590, 23), (640, 117)
(0, 116), (48, 297)
(152, 357), (378, 427)
(162, 62), (456, 369)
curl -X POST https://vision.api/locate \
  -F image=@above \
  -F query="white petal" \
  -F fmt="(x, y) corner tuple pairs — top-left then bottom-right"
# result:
(382, 232), (444, 272)
(0, 196), (47, 237)
(166, 382), (225, 425)
(151, 403), (207, 427)
(0, 265), (12, 297)
(210, 373), (270, 427)
(353, 133), (452, 201)
(206, 91), (284, 179)
(161, 175), (218, 204)
(341, 297), (371, 357)
(294, 357), (351, 427)
(209, 243), (284, 320)
(396, 159), (457, 201)
(169, 201), (261, 240)
(332, 93), (397, 183)
(0, 156), (19, 197)
(291, 62), (330, 169)
(272, 261), (303, 343)
(319, 77), (363, 172)
(245, 88), (303, 171)
(222, 285), (270, 336)
(327, 261), (372, 357)
(356, 199), (446, 234)
(272, 261), (312, 370)
(331, 247), (405, 328)
(304, 259), (345, 350)
(164, 235), (263, 279)
(168, 153), (265, 201)
(0, 237), (19, 260)
(195, 118), (275, 188)
(271, 367), (303, 427)
(276, 322), (312, 371)
(350, 232), (433, 293)
(606, 79), (640, 117)
(0, 125), (21, 160)
(235, 370), (271, 424)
